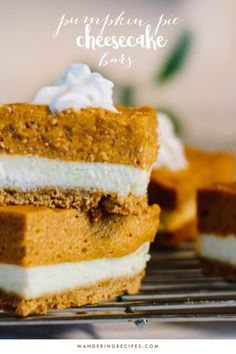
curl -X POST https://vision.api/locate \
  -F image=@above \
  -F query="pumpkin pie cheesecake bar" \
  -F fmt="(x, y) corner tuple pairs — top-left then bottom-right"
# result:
(197, 182), (236, 280)
(0, 64), (161, 316)
(0, 204), (160, 316)
(148, 113), (234, 246)
(150, 147), (234, 246)
(0, 65), (158, 215)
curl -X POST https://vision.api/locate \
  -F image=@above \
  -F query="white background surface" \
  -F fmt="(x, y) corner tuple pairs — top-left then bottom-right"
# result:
(0, 0), (236, 151)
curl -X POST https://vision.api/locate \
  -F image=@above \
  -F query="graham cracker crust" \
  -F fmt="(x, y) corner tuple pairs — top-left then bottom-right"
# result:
(199, 257), (236, 282)
(0, 187), (147, 216)
(0, 272), (144, 317)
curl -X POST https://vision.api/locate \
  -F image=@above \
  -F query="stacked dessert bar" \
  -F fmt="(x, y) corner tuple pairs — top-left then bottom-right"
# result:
(0, 65), (160, 316)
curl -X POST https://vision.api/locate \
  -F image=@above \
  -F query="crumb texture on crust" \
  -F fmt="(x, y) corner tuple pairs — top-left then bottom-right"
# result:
(0, 272), (144, 316)
(0, 187), (148, 215)
(0, 104), (157, 169)
(0, 204), (160, 266)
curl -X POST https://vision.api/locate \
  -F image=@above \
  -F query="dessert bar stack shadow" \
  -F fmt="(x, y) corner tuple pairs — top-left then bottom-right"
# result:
(0, 65), (160, 316)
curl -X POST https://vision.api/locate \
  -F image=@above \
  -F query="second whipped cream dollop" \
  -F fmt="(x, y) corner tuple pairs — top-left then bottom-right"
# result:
(32, 64), (117, 113)
(152, 112), (188, 171)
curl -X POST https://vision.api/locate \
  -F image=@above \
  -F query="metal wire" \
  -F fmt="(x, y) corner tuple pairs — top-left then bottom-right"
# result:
(1, 243), (236, 326)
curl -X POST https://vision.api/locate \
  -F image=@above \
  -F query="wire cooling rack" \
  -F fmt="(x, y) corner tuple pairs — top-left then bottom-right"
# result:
(1, 243), (236, 326)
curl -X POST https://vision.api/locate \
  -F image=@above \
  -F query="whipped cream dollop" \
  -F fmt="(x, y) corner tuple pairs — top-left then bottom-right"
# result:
(152, 112), (188, 171)
(32, 64), (117, 113)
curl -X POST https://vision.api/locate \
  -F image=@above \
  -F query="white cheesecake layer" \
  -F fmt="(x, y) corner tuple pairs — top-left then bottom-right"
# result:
(0, 242), (150, 298)
(199, 234), (236, 266)
(0, 155), (150, 196)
